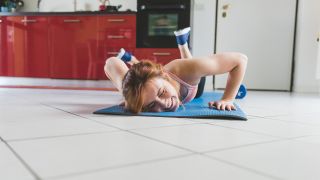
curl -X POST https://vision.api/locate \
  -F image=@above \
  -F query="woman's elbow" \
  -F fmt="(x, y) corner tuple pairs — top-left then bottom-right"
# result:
(237, 53), (248, 67)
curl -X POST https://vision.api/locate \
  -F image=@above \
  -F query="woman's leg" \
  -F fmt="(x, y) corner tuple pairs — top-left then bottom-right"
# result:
(178, 44), (193, 59)
(175, 28), (205, 98)
(104, 57), (129, 92)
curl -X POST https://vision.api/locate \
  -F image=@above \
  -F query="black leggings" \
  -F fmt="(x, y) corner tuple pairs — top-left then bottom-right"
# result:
(195, 76), (206, 98)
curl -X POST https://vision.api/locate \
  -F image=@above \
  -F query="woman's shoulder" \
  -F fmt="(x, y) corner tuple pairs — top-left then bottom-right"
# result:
(163, 59), (201, 85)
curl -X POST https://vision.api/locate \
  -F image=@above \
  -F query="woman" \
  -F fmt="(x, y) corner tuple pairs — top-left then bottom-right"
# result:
(104, 27), (248, 113)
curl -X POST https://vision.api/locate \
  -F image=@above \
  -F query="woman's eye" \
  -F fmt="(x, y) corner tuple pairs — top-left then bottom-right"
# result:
(159, 89), (165, 97)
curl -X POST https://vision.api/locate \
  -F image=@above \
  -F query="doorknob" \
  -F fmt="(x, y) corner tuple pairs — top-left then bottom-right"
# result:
(222, 4), (230, 10)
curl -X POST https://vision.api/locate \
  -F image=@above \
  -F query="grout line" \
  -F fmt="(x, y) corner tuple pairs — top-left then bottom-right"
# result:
(6, 130), (120, 142)
(203, 154), (285, 180)
(205, 122), (284, 139)
(45, 153), (195, 180)
(0, 136), (42, 180)
(260, 116), (320, 127)
(200, 138), (288, 154)
(40, 103), (125, 130)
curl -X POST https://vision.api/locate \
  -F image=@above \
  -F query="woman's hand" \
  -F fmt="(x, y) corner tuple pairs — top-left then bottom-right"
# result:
(208, 99), (236, 111)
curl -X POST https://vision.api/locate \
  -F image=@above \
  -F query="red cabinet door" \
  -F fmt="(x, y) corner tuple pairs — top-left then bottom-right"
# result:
(2, 16), (25, 77)
(0, 16), (49, 78)
(23, 16), (49, 78)
(49, 16), (98, 79)
(0, 17), (6, 76)
(134, 48), (180, 65)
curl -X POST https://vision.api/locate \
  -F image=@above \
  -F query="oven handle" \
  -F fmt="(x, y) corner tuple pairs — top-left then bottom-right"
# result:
(140, 4), (186, 11)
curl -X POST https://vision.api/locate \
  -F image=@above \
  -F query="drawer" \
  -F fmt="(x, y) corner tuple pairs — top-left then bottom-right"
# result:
(98, 15), (136, 28)
(134, 48), (180, 65)
(103, 28), (136, 48)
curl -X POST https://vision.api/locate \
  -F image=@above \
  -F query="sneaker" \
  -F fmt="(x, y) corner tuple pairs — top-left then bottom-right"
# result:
(174, 27), (191, 45)
(116, 48), (132, 62)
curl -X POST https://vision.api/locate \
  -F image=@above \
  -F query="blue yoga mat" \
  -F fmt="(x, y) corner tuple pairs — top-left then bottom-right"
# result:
(94, 92), (247, 120)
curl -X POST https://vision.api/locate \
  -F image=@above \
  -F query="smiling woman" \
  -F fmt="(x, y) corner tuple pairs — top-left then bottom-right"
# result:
(122, 60), (181, 113)
(104, 27), (248, 113)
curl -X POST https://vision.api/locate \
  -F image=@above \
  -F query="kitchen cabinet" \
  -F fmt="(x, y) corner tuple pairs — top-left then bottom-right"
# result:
(88, 15), (136, 79)
(214, 0), (297, 90)
(49, 16), (98, 79)
(0, 13), (139, 80)
(134, 48), (180, 65)
(0, 17), (5, 76)
(0, 16), (49, 78)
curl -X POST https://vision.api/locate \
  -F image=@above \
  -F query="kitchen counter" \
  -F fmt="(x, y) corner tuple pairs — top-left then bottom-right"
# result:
(0, 10), (136, 16)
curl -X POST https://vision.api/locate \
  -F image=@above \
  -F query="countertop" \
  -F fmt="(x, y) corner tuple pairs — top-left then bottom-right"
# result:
(0, 10), (136, 16)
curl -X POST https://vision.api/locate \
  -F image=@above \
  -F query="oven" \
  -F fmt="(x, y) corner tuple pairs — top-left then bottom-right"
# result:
(137, 0), (191, 48)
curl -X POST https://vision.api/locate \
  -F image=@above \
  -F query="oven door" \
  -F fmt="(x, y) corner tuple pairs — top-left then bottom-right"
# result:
(137, 4), (190, 48)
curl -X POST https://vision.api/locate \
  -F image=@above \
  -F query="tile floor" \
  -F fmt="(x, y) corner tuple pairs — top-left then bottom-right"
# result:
(1, 85), (320, 180)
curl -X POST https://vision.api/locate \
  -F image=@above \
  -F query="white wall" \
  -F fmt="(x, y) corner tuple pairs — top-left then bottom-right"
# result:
(294, 0), (320, 92)
(19, 0), (137, 12)
(191, 0), (216, 91)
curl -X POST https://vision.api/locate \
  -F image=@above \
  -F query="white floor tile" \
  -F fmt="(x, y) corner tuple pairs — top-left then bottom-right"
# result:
(9, 131), (189, 179)
(267, 113), (320, 126)
(0, 141), (35, 180)
(292, 135), (320, 144)
(207, 140), (320, 180)
(55, 155), (276, 180)
(210, 117), (320, 138)
(132, 123), (276, 153)
(1, 86), (320, 180)
(90, 115), (198, 130)
(0, 104), (118, 141)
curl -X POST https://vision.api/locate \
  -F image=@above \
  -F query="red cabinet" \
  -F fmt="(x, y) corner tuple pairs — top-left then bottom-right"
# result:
(98, 15), (136, 48)
(1, 14), (182, 80)
(23, 16), (49, 78)
(93, 15), (136, 79)
(0, 17), (6, 76)
(134, 48), (180, 65)
(0, 16), (49, 78)
(49, 14), (136, 80)
(49, 16), (98, 79)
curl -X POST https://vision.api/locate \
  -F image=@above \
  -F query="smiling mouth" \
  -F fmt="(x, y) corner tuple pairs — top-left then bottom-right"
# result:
(166, 97), (177, 111)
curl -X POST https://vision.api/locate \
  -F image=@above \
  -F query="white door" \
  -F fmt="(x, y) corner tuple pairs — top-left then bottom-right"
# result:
(215, 0), (297, 90)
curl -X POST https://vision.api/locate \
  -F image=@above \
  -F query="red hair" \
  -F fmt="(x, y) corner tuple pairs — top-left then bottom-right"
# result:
(122, 60), (179, 113)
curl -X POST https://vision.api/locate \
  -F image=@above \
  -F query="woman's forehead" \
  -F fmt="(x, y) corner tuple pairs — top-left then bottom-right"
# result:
(144, 78), (163, 92)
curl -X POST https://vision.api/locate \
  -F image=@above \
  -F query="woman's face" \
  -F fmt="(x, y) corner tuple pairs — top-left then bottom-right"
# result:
(141, 77), (180, 112)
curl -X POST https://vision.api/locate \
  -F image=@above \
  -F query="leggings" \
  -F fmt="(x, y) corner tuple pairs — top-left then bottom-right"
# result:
(195, 76), (206, 98)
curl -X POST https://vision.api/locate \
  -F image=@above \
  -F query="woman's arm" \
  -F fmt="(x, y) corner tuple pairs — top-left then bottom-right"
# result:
(202, 52), (248, 110)
(172, 52), (247, 110)
(104, 57), (129, 92)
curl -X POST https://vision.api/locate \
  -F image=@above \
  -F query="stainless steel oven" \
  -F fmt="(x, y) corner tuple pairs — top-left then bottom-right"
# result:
(137, 0), (191, 48)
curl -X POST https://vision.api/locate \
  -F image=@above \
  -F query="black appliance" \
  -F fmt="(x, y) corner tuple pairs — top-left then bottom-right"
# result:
(137, 0), (191, 48)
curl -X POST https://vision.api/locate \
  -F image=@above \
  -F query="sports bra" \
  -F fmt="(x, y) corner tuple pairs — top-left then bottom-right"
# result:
(166, 71), (198, 104)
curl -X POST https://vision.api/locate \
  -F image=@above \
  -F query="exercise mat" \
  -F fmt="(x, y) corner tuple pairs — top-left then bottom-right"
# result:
(94, 92), (247, 120)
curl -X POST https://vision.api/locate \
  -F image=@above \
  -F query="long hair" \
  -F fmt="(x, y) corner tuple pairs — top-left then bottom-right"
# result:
(122, 60), (179, 113)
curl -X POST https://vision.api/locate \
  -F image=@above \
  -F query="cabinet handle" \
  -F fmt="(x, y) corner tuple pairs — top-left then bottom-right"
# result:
(63, 19), (81, 23)
(107, 52), (118, 55)
(153, 52), (171, 56)
(107, 35), (125, 39)
(107, 19), (125, 22)
(21, 19), (37, 23)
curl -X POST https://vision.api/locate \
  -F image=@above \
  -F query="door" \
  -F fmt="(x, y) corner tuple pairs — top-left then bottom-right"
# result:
(215, 0), (297, 90)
